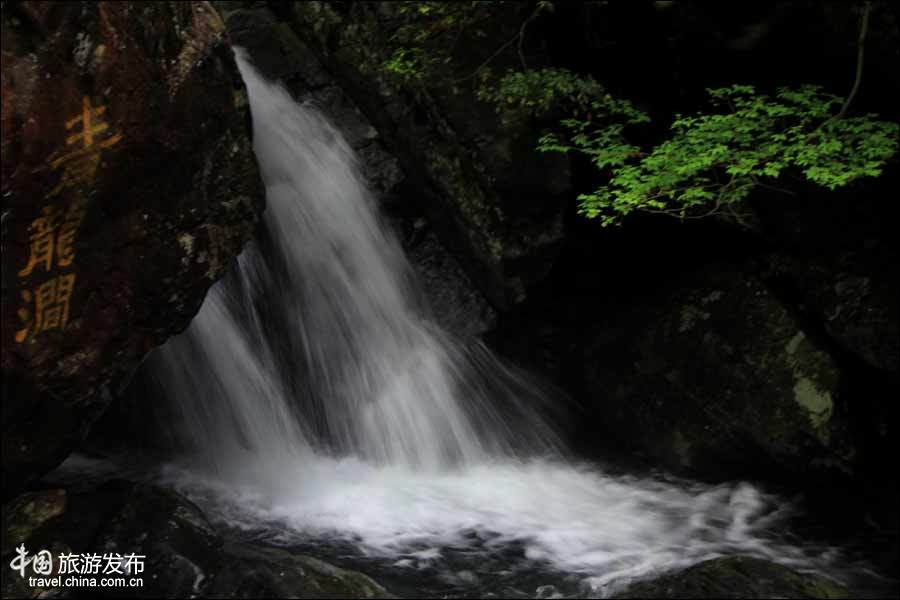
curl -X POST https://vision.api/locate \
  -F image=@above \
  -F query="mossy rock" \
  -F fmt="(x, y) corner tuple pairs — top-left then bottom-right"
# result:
(1, 489), (66, 556)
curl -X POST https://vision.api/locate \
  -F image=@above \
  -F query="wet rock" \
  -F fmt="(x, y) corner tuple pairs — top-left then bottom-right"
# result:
(208, 543), (390, 599)
(614, 556), (849, 599)
(580, 263), (854, 479)
(1, 1), (264, 495)
(1, 482), (390, 598)
(406, 228), (496, 338)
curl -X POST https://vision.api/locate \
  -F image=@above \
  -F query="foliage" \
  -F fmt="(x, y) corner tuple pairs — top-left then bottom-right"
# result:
(380, 2), (609, 119)
(383, 47), (431, 83)
(382, 2), (496, 85)
(538, 84), (899, 225)
(477, 68), (644, 119)
(377, 2), (897, 228)
(381, 1), (554, 90)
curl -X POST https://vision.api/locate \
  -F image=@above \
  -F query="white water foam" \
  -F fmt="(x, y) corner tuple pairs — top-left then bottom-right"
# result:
(155, 456), (838, 595)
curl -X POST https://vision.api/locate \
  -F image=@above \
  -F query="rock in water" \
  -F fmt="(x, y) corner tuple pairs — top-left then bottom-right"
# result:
(0, 1), (264, 496)
(614, 556), (849, 599)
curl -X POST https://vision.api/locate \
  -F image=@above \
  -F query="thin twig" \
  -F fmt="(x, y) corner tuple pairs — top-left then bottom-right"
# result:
(837, 1), (872, 119)
(453, 32), (520, 82)
(750, 175), (797, 196)
(517, 4), (544, 70)
(807, 1), (872, 138)
(453, 1), (548, 82)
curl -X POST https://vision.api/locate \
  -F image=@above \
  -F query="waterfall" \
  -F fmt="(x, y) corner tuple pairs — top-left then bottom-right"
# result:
(155, 48), (561, 476)
(146, 50), (838, 595)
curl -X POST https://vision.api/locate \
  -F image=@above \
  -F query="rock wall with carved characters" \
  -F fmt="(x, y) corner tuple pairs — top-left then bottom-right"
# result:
(1, 1), (264, 495)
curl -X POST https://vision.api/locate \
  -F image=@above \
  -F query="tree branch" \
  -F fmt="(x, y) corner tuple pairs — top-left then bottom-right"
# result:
(454, 1), (549, 82)
(453, 31), (520, 83)
(517, 4), (545, 70)
(836, 1), (872, 119)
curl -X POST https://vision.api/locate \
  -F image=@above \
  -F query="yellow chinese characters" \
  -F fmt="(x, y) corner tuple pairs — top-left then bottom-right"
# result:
(17, 206), (57, 278)
(18, 202), (86, 278)
(50, 96), (122, 195)
(15, 202), (85, 343)
(15, 274), (77, 343)
(15, 95), (120, 343)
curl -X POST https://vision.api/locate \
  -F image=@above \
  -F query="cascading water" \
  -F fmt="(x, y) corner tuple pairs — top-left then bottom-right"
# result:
(144, 50), (845, 596)
(155, 48), (561, 476)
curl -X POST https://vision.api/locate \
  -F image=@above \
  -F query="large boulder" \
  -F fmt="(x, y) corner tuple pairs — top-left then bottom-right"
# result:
(614, 556), (849, 599)
(755, 187), (899, 378)
(1, 482), (390, 598)
(579, 262), (855, 479)
(1, 1), (264, 495)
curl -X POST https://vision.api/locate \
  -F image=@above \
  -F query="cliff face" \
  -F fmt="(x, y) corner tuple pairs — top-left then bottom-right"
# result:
(1, 1), (264, 495)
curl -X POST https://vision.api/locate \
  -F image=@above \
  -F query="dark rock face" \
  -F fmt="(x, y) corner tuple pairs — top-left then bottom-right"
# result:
(406, 229), (497, 338)
(756, 192), (900, 378)
(796, 263), (897, 375)
(1, 483), (389, 598)
(614, 556), (849, 599)
(1, 1), (264, 495)
(580, 263), (854, 479)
